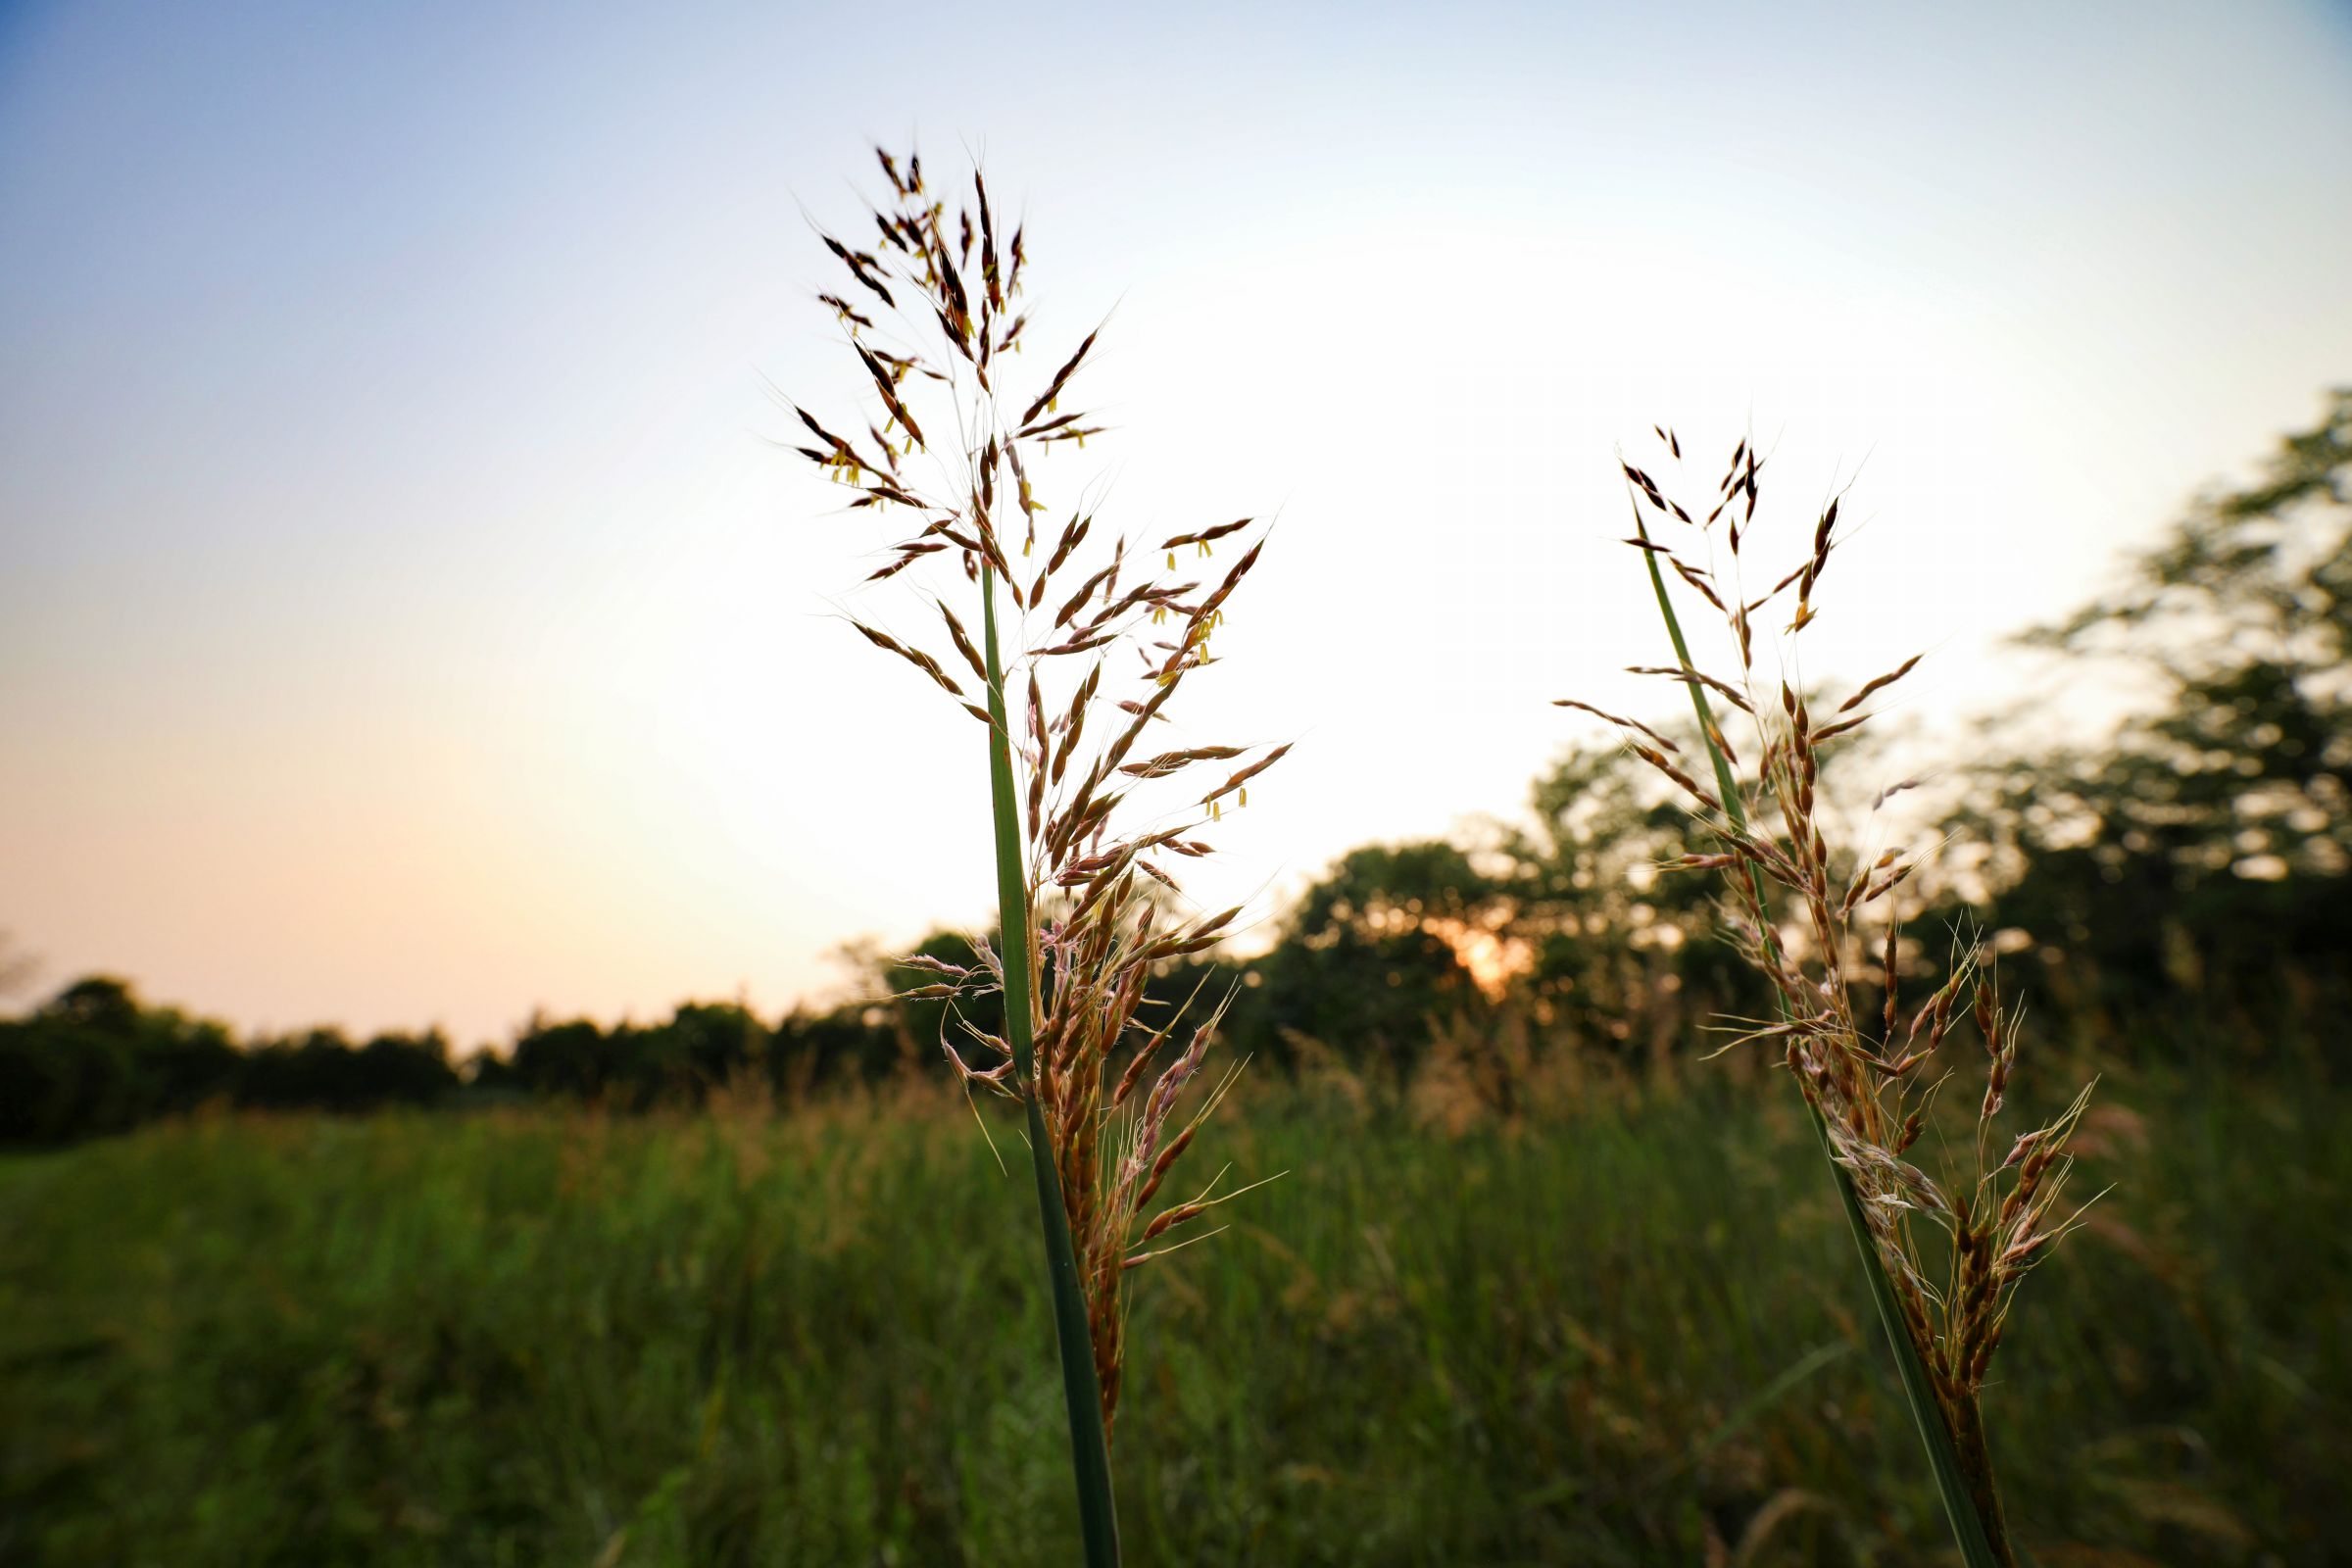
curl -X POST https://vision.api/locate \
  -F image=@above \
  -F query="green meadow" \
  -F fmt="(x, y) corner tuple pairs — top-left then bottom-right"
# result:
(5, 1061), (2340, 1567)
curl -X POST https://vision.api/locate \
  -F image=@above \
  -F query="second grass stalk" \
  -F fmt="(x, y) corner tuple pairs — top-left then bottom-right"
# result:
(1629, 515), (2008, 1568)
(1584, 434), (2094, 1567)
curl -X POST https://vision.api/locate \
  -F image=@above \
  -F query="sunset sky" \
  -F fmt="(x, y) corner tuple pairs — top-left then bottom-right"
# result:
(3, 0), (2348, 1048)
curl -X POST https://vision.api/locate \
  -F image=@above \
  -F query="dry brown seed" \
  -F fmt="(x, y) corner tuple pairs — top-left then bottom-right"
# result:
(866, 542), (947, 581)
(937, 602), (988, 684)
(1161, 517), (1252, 551)
(848, 620), (964, 699)
(1021, 411), (1087, 439)
(1140, 1200), (1208, 1244)
(1120, 744), (1247, 780)
(1133, 1123), (1200, 1213)
(1045, 512), (1093, 575)
(1813, 712), (1868, 744)
(1670, 557), (1729, 613)
(820, 233), (898, 310)
(1200, 744), (1291, 806)
(1035, 632), (1116, 659)
(1998, 1129), (2045, 1171)
(1631, 745), (1721, 812)
(1020, 328), (1102, 427)
(1839, 654), (1924, 714)
(1627, 664), (1756, 715)
(1662, 853), (1740, 871)
(1553, 699), (1680, 751)
(817, 292), (876, 330)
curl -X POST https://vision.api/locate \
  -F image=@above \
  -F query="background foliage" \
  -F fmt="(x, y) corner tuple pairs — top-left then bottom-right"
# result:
(13, 396), (2346, 1131)
(4, 395), (2348, 1559)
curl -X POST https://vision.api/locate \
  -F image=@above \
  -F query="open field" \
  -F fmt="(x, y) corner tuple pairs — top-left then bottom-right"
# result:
(6, 1061), (2344, 1567)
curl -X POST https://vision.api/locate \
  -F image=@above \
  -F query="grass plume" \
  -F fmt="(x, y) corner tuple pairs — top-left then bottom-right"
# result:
(794, 145), (1284, 1565)
(1574, 427), (2101, 1566)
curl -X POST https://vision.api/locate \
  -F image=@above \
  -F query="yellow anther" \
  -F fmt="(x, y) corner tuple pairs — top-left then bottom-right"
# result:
(1166, 551), (1176, 569)
(1211, 799), (1222, 820)
(1239, 786), (1249, 808)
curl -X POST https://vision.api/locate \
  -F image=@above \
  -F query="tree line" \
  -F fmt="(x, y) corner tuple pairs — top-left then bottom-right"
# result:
(6, 391), (2345, 1143)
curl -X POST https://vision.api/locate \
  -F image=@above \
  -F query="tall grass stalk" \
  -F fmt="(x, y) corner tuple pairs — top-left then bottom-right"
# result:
(1630, 520), (2006, 1567)
(1569, 429), (2100, 1567)
(795, 146), (1284, 1568)
(979, 562), (1118, 1563)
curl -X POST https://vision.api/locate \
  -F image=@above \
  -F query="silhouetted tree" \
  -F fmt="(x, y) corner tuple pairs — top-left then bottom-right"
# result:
(1961, 388), (2352, 1045)
(1237, 842), (1498, 1079)
(1498, 745), (1771, 1060)
(0, 976), (240, 1140)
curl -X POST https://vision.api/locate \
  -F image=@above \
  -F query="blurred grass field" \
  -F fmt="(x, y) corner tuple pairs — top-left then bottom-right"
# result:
(3, 1063), (2343, 1567)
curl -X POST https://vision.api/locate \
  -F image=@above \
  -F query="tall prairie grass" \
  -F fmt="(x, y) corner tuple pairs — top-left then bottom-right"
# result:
(2, 1063), (2337, 1565)
(1576, 429), (2102, 1564)
(792, 146), (1283, 1563)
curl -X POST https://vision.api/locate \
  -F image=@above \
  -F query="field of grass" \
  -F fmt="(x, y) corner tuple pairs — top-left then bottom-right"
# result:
(2, 1065), (2342, 1566)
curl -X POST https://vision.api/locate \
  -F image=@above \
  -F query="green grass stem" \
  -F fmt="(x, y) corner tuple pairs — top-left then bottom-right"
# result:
(1632, 514), (2013, 1568)
(980, 564), (1122, 1568)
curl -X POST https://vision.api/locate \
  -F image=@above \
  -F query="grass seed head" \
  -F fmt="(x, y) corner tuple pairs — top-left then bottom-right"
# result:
(800, 147), (1288, 1437)
(1577, 424), (2104, 1533)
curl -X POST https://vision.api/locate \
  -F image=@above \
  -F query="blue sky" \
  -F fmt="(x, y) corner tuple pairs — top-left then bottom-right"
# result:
(3, 0), (2348, 1045)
